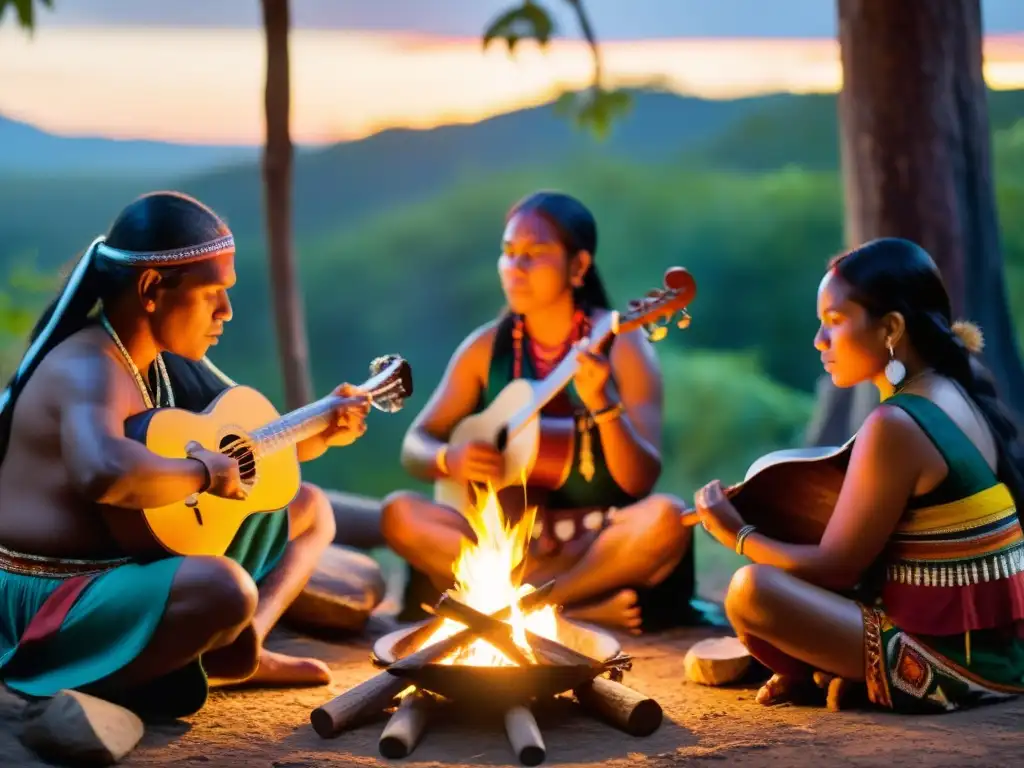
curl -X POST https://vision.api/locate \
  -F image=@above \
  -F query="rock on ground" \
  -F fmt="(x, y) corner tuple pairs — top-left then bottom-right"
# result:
(4, 622), (1024, 767)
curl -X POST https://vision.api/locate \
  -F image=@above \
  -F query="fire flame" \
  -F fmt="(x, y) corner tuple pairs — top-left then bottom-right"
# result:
(417, 484), (558, 666)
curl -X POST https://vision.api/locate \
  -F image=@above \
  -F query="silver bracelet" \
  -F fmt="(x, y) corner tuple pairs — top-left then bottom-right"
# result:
(734, 524), (757, 556)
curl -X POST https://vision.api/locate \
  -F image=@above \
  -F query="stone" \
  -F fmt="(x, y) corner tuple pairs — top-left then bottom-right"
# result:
(283, 544), (386, 634)
(683, 636), (753, 686)
(20, 689), (144, 766)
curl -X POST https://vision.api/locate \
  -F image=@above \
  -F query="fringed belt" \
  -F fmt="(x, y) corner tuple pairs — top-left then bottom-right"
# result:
(0, 541), (130, 578)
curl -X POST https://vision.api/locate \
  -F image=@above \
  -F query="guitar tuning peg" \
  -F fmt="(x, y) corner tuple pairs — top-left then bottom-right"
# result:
(646, 324), (668, 342)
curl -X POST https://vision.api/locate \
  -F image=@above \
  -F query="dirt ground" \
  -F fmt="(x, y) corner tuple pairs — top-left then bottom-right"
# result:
(3, 619), (1023, 768)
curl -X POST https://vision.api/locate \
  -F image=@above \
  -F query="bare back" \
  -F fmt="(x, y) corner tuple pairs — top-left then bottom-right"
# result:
(904, 376), (999, 496)
(0, 326), (150, 558)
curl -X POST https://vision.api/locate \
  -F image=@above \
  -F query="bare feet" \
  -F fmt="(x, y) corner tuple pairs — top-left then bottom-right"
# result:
(755, 673), (818, 706)
(244, 649), (333, 688)
(205, 627), (331, 689)
(564, 589), (643, 635)
(812, 671), (868, 712)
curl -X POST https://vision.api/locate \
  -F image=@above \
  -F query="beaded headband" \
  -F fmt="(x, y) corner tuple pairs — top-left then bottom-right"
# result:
(95, 234), (235, 267)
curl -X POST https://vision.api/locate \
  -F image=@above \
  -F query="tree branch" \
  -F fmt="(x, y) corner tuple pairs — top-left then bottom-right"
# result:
(482, 0), (630, 138)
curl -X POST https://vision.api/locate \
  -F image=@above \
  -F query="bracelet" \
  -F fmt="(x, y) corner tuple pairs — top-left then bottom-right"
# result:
(436, 445), (450, 476)
(734, 524), (757, 556)
(591, 401), (625, 426)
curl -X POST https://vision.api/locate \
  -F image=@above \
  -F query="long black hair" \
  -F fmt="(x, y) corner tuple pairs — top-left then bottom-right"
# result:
(0, 191), (228, 464)
(830, 237), (1024, 504)
(505, 191), (611, 311)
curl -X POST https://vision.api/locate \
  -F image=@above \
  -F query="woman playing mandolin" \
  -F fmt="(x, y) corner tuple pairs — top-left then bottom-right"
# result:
(694, 237), (1024, 712)
(383, 191), (698, 632)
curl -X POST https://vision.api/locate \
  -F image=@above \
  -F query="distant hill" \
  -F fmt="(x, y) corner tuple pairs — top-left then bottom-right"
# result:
(0, 115), (260, 177)
(0, 90), (782, 265)
(181, 90), (783, 241)
(3, 87), (1021, 273)
(689, 89), (1024, 171)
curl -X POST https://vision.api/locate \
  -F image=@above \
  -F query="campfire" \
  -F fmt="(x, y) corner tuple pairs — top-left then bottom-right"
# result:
(310, 486), (663, 766)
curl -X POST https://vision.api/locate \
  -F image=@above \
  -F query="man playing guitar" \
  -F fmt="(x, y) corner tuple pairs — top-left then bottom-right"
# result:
(0, 192), (369, 718)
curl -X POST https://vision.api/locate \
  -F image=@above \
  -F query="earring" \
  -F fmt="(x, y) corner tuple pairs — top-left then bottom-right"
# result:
(145, 302), (156, 313)
(884, 339), (906, 387)
(571, 275), (583, 287)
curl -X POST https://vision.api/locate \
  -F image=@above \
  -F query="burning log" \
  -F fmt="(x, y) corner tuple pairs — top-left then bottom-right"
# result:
(309, 580), (555, 737)
(378, 690), (434, 759)
(434, 593), (663, 737)
(504, 704), (546, 767)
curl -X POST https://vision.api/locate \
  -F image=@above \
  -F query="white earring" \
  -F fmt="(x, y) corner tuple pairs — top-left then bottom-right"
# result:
(884, 339), (906, 387)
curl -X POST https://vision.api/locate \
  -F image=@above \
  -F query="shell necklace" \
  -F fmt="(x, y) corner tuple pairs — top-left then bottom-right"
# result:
(98, 313), (175, 409)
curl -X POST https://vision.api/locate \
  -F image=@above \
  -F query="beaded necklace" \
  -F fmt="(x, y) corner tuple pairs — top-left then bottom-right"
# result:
(98, 313), (175, 409)
(511, 308), (597, 481)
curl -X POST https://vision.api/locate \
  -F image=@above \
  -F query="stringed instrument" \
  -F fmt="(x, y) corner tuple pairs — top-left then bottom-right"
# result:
(433, 267), (697, 513)
(679, 438), (856, 545)
(114, 355), (413, 558)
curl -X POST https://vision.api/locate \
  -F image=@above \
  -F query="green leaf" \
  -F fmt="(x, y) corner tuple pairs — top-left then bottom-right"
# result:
(0, 0), (54, 31)
(482, 1), (556, 54)
(567, 87), (634, 141)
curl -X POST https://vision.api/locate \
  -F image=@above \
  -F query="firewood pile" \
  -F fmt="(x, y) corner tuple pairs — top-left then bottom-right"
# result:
(310, 581), (664, 766)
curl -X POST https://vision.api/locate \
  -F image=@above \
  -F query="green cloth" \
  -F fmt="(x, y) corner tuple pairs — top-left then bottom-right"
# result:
(868, 393), (1024, 711)
(0, 508), (289, 720)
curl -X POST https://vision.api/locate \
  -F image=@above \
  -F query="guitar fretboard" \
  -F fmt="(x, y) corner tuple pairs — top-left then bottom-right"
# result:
(503, 312), (618, 437)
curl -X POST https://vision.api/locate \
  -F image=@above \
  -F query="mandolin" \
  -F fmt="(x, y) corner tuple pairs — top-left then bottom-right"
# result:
(433, 267), (697, 513)
(679, 438), (856, 545)
(112, 355), (413, 558)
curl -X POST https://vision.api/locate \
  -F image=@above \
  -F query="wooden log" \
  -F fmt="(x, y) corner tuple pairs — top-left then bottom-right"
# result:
(683, 636), (752, 686)
(309, 580), (555, 738)
(434, 594), (662, 736)
(19, 690), (144, 766)
(573, 678), (662, 737)
(421, 601), (532, 667)
(378, 690), (434, 759)
(504, 705), (546, 766)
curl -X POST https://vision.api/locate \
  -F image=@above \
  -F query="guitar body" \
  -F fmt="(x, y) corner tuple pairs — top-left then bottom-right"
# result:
(727, 439), (855, 545)
(433, 379), (575, 512)
(112, 386), (302, 558)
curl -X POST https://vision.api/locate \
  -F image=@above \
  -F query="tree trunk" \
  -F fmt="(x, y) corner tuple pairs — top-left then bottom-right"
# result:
(261, 0), (314, 409)
(808, 0), (1024, 445)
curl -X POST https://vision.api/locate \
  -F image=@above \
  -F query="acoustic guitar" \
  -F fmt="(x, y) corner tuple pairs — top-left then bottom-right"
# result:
(114, 355), (413, 558)
(433, 267), (697, 513)
(679, 438), (856, 545)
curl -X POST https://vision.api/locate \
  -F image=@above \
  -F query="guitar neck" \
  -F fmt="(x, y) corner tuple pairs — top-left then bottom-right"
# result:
(504, 313), (619, 437)
(250, 394), (350, 455)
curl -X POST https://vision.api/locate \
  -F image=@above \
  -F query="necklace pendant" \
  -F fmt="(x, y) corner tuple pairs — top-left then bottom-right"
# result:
(578, 416), (595, 483)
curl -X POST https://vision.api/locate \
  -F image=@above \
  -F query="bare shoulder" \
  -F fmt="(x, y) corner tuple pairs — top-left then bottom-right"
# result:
(448, 319), (500, 383)
(852, 404), (931, 468)
(34, 329), (131, 408)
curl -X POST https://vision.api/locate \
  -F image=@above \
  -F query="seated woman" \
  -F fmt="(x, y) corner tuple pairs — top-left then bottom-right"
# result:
(382, 191), (696, 632)
(693, 237), (1024, 712)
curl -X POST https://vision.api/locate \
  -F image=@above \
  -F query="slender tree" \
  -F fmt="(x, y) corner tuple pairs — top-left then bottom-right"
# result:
(260, 0), (314, 408)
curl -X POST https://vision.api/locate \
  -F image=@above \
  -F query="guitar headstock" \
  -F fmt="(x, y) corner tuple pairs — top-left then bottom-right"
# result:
(618, 267), (697, 342)
(365, 355), (414, 413)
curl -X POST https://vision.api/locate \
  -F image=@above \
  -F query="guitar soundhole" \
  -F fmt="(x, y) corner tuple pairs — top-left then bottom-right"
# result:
(219, 433), (257, 482)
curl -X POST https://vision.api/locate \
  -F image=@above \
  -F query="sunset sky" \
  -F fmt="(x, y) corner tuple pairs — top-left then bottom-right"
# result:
(1, 0), (1022, 146)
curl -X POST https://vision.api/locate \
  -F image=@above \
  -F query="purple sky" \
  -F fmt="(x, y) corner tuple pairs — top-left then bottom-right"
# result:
(28, 0), (1024, 40)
